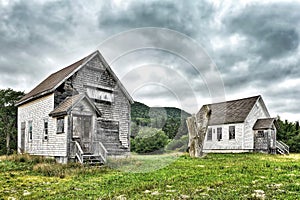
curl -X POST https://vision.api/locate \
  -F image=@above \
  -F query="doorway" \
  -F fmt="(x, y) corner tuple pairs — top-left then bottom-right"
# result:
(72, 115), (92, 153)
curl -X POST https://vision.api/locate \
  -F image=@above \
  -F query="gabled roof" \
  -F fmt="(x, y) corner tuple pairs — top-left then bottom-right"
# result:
(198, 95), (261, 125)
(16, 50), (134, 106)
(49, 94), (101, 117)
(253, 118), (275, 130)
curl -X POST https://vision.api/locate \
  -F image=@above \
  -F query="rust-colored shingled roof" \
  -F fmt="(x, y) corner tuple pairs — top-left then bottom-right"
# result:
(49, 94), (101, 117)
(253, 118), (275, 130)
(17, 52), (95, 106)
(197, 95), (261, 125)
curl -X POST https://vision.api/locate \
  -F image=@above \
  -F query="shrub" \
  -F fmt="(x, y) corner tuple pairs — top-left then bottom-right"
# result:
(165, 135), (189, 152)
(131, 127), (168, 154)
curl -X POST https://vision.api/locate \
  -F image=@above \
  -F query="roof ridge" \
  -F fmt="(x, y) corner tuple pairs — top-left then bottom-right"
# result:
(204, 95), (261, 106)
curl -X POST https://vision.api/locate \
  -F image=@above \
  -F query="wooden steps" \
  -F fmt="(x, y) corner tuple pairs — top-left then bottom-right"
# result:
(82, 154), (105, 165)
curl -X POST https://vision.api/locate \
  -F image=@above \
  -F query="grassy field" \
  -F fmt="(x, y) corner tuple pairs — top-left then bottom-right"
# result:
(0, 153), (300, 199)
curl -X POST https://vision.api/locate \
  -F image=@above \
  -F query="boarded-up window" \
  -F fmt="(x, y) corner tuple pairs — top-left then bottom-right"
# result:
(28, 121), (33, 141)
(44, 120), (48, 140)
(217, 127), (222, 141)
(207, 128), (212, 141)
(257, 130), (265, 138)
(229, 126), (235, 140)
(57, 117), (64, 133)
(87, 87), (113, 102)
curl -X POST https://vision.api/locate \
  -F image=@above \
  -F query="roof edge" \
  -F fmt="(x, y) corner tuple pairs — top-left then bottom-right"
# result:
(16, 91), (54, 106)
(16, 51), (98, 107)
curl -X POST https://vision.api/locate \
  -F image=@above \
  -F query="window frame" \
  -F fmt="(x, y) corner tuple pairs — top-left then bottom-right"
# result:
(28, 120), (33, 142)
(207, 128), (212, 141)
(56, 117), (65, 134)
(217, 127), (222, 141)
(229, 126), (236, 140)
(43, 119), (49, 141)
(257, 130), (265, 138)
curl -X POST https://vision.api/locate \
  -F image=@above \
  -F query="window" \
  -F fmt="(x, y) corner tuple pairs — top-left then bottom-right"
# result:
(207, 128), (212, 141)
(229, 126), (235, 140)
(28, 121), (33, 141)
(87, 87), (113, 102)
(257, 130), (265, 138)
(57, 117), (64, 133)
(44, 120), (49, 140)
(217, 127), (222, 141)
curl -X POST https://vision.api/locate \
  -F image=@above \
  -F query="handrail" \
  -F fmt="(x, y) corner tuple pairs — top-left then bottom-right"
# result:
(74, 141), (84, 163)
(276, 141), (289, 154)
(278, 141), (289, 151)
(98, 141), (108, 163)
(92, 141), (108, 163)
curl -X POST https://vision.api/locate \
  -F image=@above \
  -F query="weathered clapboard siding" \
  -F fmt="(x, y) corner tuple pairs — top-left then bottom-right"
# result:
(244, 98), (270, 149)
(70, 54), (130, 150)
(17, 50), (132, 162)
(195, 95), (278, 154)
(203, 123), (245, 153)
(17, 93), (68, 157)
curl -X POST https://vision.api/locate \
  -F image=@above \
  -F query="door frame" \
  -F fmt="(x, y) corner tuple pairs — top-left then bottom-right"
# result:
(72, 114), (93, 153)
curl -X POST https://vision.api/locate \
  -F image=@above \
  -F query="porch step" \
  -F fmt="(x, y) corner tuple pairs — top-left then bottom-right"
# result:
(82, 154), (105, 165)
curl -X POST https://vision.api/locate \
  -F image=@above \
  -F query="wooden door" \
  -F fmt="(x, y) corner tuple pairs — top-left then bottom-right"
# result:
(72, 115), (92, 153)
(82, 116), (92, 153)
(20, 122), (26, 153)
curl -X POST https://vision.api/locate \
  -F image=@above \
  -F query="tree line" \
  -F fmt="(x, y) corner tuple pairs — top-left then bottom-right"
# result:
(0, 88), (299, 155)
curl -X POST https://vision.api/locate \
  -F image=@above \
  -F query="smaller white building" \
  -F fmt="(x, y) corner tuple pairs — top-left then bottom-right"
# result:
(195, 95), (288, 154)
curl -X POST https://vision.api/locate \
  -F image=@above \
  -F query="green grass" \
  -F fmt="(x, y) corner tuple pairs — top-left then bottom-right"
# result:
(0, 153), (300, 199)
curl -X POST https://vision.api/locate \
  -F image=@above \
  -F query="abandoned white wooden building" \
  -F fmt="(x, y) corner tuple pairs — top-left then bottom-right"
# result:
(16, 50), (134, 164)
(196, 95), (289, 154)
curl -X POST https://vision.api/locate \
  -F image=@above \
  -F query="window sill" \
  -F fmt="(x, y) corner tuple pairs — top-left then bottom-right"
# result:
(56, 132), (64, 134)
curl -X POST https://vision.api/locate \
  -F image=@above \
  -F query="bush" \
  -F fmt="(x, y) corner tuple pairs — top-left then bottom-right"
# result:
(131, 127), (168, 154)
(166, 135), (189, 152)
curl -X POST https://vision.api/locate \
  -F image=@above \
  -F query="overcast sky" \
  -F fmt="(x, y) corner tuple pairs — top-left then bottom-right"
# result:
(0, 0), (299, 121)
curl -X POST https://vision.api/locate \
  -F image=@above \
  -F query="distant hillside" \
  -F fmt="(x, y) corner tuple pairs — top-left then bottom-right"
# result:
(131, 101), (191, 140)
(131, 102), (191, 120)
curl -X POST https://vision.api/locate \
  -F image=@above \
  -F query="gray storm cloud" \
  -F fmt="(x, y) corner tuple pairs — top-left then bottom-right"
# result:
(0, 0), (299, 120)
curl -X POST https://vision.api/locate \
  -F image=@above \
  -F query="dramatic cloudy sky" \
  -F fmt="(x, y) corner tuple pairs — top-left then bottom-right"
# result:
(0, 0), (299, 121)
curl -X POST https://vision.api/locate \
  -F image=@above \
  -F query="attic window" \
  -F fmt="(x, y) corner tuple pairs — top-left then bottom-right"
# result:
(87, 87), (113, 103)
(57, 117), (64, 133)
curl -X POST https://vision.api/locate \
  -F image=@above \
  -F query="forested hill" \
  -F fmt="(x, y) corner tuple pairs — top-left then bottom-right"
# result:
(131, 101), (191, 120)
(130, 101), (191, 140)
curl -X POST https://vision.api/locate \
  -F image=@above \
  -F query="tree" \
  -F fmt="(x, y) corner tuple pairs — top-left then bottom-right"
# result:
(187, 105), (211, 157)
(0, 88), (24, 155)
(276, 116), (300, 153)
(130, 127), (168, 154)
